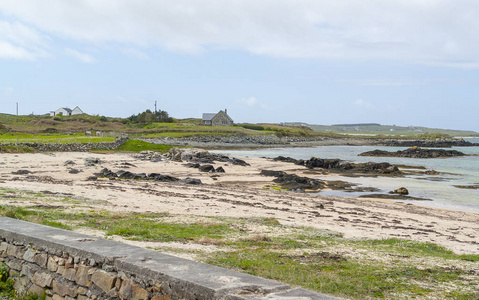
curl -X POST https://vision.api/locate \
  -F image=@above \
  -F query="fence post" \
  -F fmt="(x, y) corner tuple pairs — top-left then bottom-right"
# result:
(58, 137), (61, 144)
(75, 137), (77, 143)
(16, 136), (18, 145)
(89, 137), (91, 144)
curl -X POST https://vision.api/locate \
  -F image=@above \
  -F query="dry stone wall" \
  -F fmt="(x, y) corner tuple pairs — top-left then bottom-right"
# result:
(0, 217), (339, 300)
(0, 137), (129, 152)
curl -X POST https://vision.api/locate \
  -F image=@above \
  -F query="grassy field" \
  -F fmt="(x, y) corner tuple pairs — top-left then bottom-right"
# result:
(1, 189), (478, 300)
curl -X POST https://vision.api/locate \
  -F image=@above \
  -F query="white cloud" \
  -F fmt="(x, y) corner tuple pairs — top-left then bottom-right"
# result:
(0, 20), (47, 60)
(354, 99), (375, 110)
(2, 1), (479, 67)
(122, 48), (149, 60)
(65, 48), (95, 63)
(236, 97), (267, 109)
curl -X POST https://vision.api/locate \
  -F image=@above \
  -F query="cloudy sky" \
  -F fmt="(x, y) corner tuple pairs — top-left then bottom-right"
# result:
(1, 1), (479, 131)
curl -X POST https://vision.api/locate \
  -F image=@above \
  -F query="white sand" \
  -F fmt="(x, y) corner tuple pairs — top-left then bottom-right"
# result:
(1, 151), (478, 254)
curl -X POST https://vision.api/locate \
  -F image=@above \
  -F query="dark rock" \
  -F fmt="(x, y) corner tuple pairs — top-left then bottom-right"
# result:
(68, 169), (81, 174)
(199, 165), (215, 172)
(359, 147), (466, 158)
(390, 187), (409, 195)
(87, 176), (97, 181)
(64, 160), (76, 165)
(215, 166), (225, 173)
(147, 173), (179, 182)
(180, 178), (202, 185)
(12, 170), (31, 175)
(260, 170), (324, 191)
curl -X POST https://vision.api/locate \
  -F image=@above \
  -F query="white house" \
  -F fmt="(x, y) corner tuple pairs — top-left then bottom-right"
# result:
(50, 106), (84, 116)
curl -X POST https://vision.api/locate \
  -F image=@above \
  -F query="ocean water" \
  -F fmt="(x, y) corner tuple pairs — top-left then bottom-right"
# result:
(212, 138), (479, 214)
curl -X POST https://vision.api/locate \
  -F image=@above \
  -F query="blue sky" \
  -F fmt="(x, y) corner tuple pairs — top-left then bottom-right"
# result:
(1, 1), (478, 132)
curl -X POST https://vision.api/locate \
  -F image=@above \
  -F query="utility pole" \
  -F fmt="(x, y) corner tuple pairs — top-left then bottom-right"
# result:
(16, 102), (18, 116)
(154, 101), (158, 121)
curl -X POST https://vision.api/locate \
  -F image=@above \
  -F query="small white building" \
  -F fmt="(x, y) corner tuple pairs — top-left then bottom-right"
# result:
(50, 106), (84, 116)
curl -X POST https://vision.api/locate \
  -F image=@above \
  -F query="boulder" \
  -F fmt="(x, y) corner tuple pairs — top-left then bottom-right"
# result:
(389, 187), (409, 195)
(199, 165), (215, 172)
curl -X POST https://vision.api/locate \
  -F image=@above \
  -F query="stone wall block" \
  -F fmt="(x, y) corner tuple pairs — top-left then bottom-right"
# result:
(21, 263), (40, 280)
(13, 276), (30, 294)
(53, 279), (78, 298)
(27, 284), (46, 297)
(52, 294), (65, 300)
(34, 253), (48, 267)
(65, 257), (74, 268)
(56, 265), (65, 276)
(0, 242), (8, 253)
(48, 257), (59, 272)
(23, 248), (36, 262)
(107, 287), (119, 298)
(63, 268), (76, 281)
(151, 295), (171, 300)
(32, 271), (53, 288)
(6, 258), (23, 271)
(74, 265), (92, 287)
(119, 278), (132, 299)
(131, 281), (149, 300)
(91, 269), (117, 293)
(77, 286), (88, 295)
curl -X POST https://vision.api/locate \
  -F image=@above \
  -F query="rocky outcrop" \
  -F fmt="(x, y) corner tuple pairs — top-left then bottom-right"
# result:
(260, 170), (325, 191)
(166, 147), (249, 166)
(359, 147), (466, 158)
(95, 168), (202, 184)
(380, 139), (478, 148)
(273, 156), (402, 176)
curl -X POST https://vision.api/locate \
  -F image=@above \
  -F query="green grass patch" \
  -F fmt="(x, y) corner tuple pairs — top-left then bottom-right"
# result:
(1, 203), (477, 299)
(114, 140), (176, 153)
(205, 249), (470, 299)
(0, 145), (35, 153)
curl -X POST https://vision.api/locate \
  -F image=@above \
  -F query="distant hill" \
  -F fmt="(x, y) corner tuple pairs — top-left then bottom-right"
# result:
(308, 123), (479, 137)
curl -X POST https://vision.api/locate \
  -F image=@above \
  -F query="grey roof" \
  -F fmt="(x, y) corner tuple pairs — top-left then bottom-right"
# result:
(60, 107), (72, 113)
(202, 113), (216, 121)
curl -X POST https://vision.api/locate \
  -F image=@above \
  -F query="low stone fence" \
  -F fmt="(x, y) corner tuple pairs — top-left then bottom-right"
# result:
(0, 217), (338, 300)
(0, 137), (129, 152)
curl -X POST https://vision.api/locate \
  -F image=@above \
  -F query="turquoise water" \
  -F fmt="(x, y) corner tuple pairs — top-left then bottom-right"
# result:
(212, 139), (479, 213)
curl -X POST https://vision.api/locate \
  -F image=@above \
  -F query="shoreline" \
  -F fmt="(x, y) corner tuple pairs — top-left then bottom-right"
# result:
(1, 150), (478, 255)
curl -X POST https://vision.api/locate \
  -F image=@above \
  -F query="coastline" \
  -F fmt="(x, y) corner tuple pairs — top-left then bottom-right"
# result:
(1, 150), (478, 255)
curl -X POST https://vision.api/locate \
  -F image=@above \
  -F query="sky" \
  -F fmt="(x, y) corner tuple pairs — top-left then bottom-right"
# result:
(1, 1), (479, 132)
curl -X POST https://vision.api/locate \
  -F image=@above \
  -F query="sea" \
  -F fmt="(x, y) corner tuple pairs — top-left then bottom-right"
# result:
(212, 138), (479, 214)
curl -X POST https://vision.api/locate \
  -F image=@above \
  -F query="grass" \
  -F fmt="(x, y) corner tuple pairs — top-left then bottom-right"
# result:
(93, 139), (176, 153)
(0, 132), (115, 144)
(1, 263), (45, 300)
(1, 201), (478, 299)
(0, 145), (35, 153)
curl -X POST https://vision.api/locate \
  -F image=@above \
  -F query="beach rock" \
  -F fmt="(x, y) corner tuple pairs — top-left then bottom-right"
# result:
(199, 165), (215, 172)
(87, 176), (97, 181)
(184, 163), (200, 168)
(166, 147), (250, 166)
(12, 169), (31, 175)
(180, 178), (202, 185)
(95, 168), (201, 184)
(260, 170), (325, 191)
(359, 147), (466, 158)
(85, 157), (102, 166)
(64, 160), (76, 165)
(390, 187), (409, 195)
(215, 166), (225, 173)
(68, 169), (81, 174)
(274, 156), (401, 176)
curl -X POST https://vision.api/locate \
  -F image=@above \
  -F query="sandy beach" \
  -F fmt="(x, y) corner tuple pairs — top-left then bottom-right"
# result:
(1, 150), (478, 255)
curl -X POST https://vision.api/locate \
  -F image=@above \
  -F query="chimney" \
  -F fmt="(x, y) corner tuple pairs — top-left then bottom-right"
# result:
(225, 108), (227, 114)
